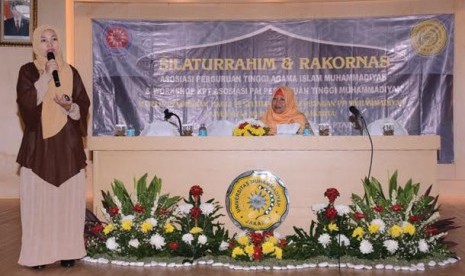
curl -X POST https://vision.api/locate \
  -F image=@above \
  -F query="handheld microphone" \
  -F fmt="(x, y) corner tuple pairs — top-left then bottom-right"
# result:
(46, 52), (61, 87)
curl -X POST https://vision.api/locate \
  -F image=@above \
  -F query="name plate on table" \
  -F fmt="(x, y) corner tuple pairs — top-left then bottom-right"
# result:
(226, 170), (289, 231)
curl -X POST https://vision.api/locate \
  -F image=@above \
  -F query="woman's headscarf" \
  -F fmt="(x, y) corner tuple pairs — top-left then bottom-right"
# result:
(261, 86), (308, 135)
(32, 25), (73, 139)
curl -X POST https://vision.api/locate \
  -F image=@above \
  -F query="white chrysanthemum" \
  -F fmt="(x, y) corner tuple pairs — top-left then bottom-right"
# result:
(176, 204), (194, 215)
(383, 239), (399, 254)
(336, 234), (350, 247)
(360, 239), (374, 254)
(121, 214), (135, 222)
(200, 203), (214, 215)
(311, 203), (327, 214)
(106, 237), (119, 251)
(150, 233), (166, 250)
(129, 239), (140, 248)
(418, 239), (429, 253)
(198, 234), (208, 245)
(219, 241), (229, 251)
(318, 233), (331, 248)
(146, 217), (158, 227)
(335, 205), (350, 215)
(370, 219), (386, 233)
(182, 233), (194, 245)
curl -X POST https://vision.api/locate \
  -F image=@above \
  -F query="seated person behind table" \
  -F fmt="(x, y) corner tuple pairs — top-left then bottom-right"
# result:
(261, 86), (308, 135)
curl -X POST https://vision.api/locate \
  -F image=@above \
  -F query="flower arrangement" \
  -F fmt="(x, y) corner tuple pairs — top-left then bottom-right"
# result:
(169, 185), (230, 261)
(348, 171), (456, 261)
(85, 174), (181, 258)
(85, 172), (458, 271)
(233, 119), (269, 136)
(227, 230), (287, 261)
(286, 187), (353, 260)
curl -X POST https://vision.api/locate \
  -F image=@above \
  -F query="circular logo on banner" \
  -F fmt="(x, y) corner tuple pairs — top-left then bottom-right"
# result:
(102, 25), (131, 55)
(226, 170), (289, 231)
(410, 19), (447, 56)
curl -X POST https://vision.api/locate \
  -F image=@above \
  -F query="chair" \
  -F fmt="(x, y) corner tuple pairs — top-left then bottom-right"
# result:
(140, 120), (180, 136)
(207, 120), (235, 136)
(367, 118), (408, 136)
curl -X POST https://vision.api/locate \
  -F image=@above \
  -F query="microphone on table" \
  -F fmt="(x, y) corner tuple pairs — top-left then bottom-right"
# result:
(164, 109), (182, 136)
(348, 105), (373, 180)
(46, 52), (61, 87)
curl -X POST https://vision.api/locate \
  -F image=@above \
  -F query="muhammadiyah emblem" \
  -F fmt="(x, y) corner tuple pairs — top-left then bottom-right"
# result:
(225, 170), (289, 231)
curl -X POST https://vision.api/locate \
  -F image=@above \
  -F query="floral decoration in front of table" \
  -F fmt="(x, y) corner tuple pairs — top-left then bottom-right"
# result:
(232, 118), (270, 136)
(84, 171), (459, 271)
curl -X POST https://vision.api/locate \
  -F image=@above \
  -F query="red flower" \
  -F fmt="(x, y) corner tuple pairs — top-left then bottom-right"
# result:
(91, 224), (104, 234)
(391, 204), (403, 212)
(133, 204), (145, 213)
(239, 122), (249, 129)
(157, 208), (171, 215)
(229, 240), (236, 249)
(324, 188), (340, 203)
(109, 207), (119, 217)
(189, 185), (204, 198)
(252, 246), (263, 261)
(279, 238), (287, 248)
(425, 226), (438, 236)
(408, 215), (422, 223)
(168, 241), (179, 251)
(249, 231), (264, 246)
(373, 205), (384, 213)
(325, 207), (338, 221)
(190, 207), (202, 220)
(354, 212), (366, 220)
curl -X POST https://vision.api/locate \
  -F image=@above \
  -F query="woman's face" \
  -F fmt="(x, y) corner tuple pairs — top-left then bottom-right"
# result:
(39, 29), (58, 57)
(272, 94), (286, 114)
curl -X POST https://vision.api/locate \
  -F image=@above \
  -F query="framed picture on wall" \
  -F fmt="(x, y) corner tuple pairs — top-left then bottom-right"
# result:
(0, 0), (37, 46)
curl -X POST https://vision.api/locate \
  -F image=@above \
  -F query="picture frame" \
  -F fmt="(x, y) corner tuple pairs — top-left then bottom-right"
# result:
(0, 0), (37, 47)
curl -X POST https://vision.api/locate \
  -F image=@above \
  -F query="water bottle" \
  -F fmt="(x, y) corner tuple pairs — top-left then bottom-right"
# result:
(199, 123), (207, 136)
(126, 125), (136, 136)
(302, 122), (311, 136)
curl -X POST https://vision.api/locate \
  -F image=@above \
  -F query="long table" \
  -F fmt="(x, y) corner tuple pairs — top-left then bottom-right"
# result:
(88, 135), (440, 234)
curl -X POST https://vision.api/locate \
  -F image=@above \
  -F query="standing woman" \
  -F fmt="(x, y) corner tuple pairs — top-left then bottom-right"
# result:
(16, 25), (90, 269)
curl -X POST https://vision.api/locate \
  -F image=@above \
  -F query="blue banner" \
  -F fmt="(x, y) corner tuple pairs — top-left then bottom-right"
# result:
(92, 15), (454, 163)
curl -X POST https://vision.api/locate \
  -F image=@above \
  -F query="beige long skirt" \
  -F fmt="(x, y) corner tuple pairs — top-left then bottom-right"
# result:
(18, 167), (86, 267)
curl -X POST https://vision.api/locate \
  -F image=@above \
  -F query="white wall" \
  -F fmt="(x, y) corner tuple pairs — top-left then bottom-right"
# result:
(0, 0), (463, 199)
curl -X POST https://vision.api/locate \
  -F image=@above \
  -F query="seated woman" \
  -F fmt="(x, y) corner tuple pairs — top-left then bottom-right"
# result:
(261, 86), (308, 135)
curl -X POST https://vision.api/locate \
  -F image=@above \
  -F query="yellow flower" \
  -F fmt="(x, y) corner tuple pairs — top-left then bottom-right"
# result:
(164, 223), (175, 233)
(245, 244), (254, 257)
(121, 220), (132, 231)
(103, 223), (114, 235)
(233, 128), (245, 136)
(369, 223), (380, 234)
(274, 247), (283, 260)
(141, 221), (153, 233)
(403, 223), (416, 236)
(190, 226), (203, 234)
(237, 235), (249, 246)
(389, 225), (403, 238)
(328, 223), (339, 232)
(352, 227), (364, 239)
(267, 236), (278, 245)
(232, 247), (245, 258)
(262, 241), (275, 254)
